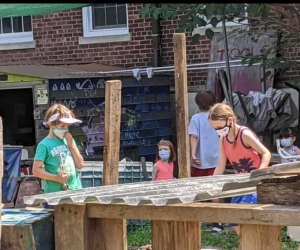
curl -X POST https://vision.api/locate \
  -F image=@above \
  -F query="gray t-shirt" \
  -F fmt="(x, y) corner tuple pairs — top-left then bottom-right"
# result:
(188, 112), (219, 169)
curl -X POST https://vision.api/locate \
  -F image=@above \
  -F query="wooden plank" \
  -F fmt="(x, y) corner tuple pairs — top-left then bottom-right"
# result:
(257, 176), (300, 205)
(99, 79), (126, 250)
(1, 224), (36, 250)
(88, 218), (127, 250)
(173, 33), (190, 178)
(152, 221), (174, 249)
(87, 203), (300, 226)
(239, 224), (281, 250)
(103, 80), (122, 185)
(55, 204), (88, 250)
(150, 33), (198, 249)
(151, 33), (200, 250)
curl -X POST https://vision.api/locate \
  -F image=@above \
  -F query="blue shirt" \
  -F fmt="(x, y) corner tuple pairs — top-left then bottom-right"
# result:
(188, 112), (219, 169)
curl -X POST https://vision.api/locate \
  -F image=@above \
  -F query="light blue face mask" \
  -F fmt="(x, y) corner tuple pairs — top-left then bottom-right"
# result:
(159, 149), (170, 161)
(280, 138), (292, 148)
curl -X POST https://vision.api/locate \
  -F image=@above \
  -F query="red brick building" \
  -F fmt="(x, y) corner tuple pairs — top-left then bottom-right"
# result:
(1, 4), (299, 85)
(0, 4), (211, 87)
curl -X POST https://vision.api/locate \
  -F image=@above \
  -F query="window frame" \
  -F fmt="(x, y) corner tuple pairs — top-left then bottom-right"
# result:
(0, 16), (34, 44)
(82, 4), (129, 38)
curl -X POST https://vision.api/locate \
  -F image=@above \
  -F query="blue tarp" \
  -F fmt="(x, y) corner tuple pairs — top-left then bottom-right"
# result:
(2, 147), (22, 203)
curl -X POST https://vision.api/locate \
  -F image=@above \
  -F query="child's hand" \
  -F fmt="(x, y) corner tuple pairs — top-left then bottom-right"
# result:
(64, 132), (74, 146)
(192, 157), (201, 166)
(56, 171), (68, 184)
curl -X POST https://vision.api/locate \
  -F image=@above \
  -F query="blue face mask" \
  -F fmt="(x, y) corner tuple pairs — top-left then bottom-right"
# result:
(159, 149), (170, 161)
(280, 138), (292, 148)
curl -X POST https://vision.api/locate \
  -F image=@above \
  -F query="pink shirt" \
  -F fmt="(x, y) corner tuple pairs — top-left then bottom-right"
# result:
(154, 160), (174, 180)
(222, 127), (261, 174)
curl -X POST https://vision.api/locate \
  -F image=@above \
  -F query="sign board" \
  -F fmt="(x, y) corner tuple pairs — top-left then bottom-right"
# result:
(207, 32), (277, 94)
(35, 85), (48, 105)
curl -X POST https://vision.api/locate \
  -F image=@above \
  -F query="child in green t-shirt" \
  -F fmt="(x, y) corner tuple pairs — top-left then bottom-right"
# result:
(32, 103), (84, 193)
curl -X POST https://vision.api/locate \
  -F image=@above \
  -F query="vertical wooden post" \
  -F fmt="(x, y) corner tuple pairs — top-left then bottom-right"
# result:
(173, 33), (191, 178)
(103, 80), (122, 185)
(239, 224), (281, 250)
(55, 204), (88, 250)
(93, 79), (127, 250)
(55, 80), (126, 250)
(0, 117), (3, 242)
(152, 33), (200, 250)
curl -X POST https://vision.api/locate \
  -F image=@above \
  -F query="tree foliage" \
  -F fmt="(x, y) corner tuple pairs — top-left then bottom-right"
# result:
(140, 4), (300, 84)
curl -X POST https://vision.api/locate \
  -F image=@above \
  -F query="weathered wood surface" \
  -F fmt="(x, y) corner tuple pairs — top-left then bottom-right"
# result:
(2, 224), (36, 250)
(257, 175), (300, 205)
(87, 203), (300, 226)
(151, 33), (200, 250)
(173, 33), (190, 179)
(103, 80), (122, 185)
(101, 79), (127, 250)
(240, 224), (281, 250)
(55, 204), (88, 250)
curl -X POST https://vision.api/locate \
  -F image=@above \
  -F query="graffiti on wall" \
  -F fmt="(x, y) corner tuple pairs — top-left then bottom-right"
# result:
(207, 33), (277, 94)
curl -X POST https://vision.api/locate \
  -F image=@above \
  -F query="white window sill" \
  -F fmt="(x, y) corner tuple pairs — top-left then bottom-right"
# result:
(193, 24), (249, 36)
(0, 41), (36, 51)
(79, 33), (131, 45)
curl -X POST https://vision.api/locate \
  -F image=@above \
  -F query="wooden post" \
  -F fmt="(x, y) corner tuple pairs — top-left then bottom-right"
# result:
(173, 33), (190, 178)
(103, 80), (122, 185)
(0, 117), (3, 242)
(55, 80), (126, 250)
(94, 79), (126, 250)
(152, 33), (200, 250)
(239, 224), (281, 250)
(55, 204), (88, 250)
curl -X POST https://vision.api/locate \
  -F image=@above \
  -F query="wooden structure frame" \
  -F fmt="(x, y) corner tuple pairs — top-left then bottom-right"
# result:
(53, 33), (300, 250)
(55, 202), (300, 250)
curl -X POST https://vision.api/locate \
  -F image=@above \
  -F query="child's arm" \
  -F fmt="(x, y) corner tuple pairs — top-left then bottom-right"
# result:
(213, 139), (227, 175)
(242, 130), (271, 169)
(32, 160), (68, 184)
(152, 164), (158, 181)
(190, 135), (201, 166)
(294, 146), (300, 155)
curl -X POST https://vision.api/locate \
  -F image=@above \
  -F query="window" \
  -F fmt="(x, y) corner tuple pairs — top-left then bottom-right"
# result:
(0, 16), (34, 44)
(80, 4), (130, 44)
(92, 4), (127, 30)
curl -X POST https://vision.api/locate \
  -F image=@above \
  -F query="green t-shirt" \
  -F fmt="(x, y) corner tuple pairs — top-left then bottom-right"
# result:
(34, 137), (82, 193)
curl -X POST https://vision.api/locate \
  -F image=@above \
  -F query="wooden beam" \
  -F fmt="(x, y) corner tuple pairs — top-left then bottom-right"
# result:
(87, 203), (300, 226)
(103, 80), (122, 185)
(151, 33), (199, 250)
(173, 33), (190, 178)
(96, 79), (126, 250)
(239, 224), (281, 250)
(2, 225), (36, 250)
(55, 204), (88, 250)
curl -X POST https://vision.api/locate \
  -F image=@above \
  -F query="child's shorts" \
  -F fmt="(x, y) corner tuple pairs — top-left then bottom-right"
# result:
(228, 193), (257, 227)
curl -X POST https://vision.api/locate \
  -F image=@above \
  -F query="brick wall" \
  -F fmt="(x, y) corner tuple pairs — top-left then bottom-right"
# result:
(0, 4), (212, 87)
(0, 4), (299, 87)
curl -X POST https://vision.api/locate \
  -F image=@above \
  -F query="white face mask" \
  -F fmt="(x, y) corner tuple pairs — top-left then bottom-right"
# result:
(215, 124), (230, 137)
(53, 127), (68, 139)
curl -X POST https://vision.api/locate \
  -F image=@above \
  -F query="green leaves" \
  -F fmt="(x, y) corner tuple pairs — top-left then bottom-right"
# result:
(205, 29), (214, 40)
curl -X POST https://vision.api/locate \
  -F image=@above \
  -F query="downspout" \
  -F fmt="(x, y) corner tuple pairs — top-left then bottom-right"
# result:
(152, 4), (161, 67)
